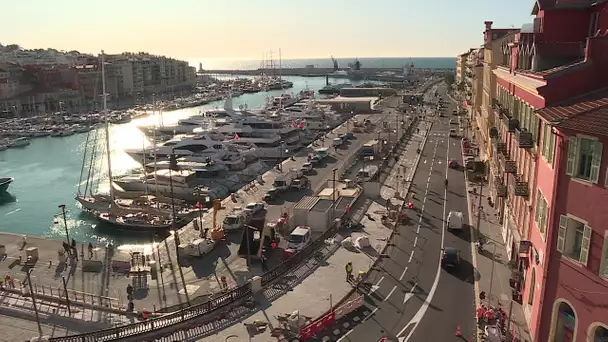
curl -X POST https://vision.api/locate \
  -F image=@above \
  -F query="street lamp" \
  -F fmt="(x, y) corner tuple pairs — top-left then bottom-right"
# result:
(58, 204), (70, 245)
(26, 268), (46, 341)
(278, 140), (285, 171)
(332, 168), (338, 219)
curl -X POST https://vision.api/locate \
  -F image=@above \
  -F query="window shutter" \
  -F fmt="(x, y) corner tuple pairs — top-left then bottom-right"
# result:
(557, 215), (567, 253)
(534, 190), (542, 223)
(541, 124), (548, 158)
(590, 141), (603, 184)
(548, 131), (556, 164)
(566, 137), (578, 176)
(600, 233), (608, 278)
(580, 224), (592, 266)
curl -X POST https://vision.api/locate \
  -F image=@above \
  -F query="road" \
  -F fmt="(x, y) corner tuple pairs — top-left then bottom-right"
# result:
(338, 84), (476, 342)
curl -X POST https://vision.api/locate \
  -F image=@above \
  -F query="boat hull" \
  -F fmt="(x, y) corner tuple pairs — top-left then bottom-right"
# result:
(0, 177), (14, 192)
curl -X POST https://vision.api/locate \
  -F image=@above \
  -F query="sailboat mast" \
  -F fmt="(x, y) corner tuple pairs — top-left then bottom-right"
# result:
(101, 50), (115, 200)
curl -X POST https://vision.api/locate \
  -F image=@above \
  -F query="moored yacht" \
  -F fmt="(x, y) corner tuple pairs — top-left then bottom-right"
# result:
(0, 177), (13, 192)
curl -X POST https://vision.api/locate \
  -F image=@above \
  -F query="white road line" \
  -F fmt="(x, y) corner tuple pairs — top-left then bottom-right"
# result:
(399, 266), (409, 281)
(362, 307), (379, 322)
(385, 286), (397, 301)
(413, 236), (418, 247)
(403, 283), (418, 305)
(408, 250), (414, 263)
(399, 115), (451, 342)
(370, 276), (384, 295)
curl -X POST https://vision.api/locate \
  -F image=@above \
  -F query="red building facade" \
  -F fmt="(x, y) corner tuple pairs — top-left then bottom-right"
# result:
(487, 1), (608, 341)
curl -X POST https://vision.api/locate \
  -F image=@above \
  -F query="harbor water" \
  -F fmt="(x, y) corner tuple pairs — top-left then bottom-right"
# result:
(0, 76), (368, 245)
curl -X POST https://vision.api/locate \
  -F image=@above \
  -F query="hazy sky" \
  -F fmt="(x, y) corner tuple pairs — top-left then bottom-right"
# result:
(4, 0), (534, 61)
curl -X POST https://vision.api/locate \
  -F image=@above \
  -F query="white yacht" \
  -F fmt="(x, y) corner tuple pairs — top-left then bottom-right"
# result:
(124, 132), (253, 165)
(113, 160), (269, 201)
(8, 137), (30, 148)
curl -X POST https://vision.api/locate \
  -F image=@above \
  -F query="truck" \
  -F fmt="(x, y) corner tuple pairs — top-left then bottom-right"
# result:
(272, 168), (303, 190)
(222, 207), (266, 231)
(360, 139), (381, 156)
(291, 176), (310, 190)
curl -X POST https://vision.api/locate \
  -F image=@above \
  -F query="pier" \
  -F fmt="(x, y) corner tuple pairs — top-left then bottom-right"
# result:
(201, 67), (454, 82)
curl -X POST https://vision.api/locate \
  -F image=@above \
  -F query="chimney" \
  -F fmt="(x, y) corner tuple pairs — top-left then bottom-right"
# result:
(484, 21), (494, 45)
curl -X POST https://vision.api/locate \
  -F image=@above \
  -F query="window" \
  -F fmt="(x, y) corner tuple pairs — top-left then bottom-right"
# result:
(566, 136), (603, 183)
(534, 190), (548, 239)
(540, 123), (555, 165)
(556, 215), (592, 266)
(600, 232), (608, 279)
(589, 11), (600, 37)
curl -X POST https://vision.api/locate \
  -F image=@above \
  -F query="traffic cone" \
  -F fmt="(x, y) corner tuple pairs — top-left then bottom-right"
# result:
(455, 325), (462, 337)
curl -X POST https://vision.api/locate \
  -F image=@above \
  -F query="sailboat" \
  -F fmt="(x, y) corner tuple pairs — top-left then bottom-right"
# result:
(75, 51), (182, 231)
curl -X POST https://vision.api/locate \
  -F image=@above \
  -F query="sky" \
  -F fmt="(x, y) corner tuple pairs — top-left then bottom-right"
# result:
(3, 0), (535, 63)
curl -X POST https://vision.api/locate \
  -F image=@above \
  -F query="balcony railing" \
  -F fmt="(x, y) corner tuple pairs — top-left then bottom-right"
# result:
(496, 142), (508, 155)
(516, 129), (534, 149)
(508, 118), (519, 133)
(513, 174), (529, 197)
(494, 176), (507, 197)
(505, 160), (517, 174)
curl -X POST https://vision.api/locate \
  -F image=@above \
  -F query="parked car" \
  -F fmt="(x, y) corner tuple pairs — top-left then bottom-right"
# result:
(244, 202), (264, 215)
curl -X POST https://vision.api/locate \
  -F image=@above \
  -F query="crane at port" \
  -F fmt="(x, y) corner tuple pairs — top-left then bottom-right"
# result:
(331, 55), (339, 71)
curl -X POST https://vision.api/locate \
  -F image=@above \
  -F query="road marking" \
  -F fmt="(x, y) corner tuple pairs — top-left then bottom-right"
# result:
(399, 266), (409, 281)
(385, 286), (397, 301)
(362, 307), (379, 322)
(370, 276), (384, 294)
(413, 236), (418, 247)
(399, 114), (450, 342)
(408, 250), (414, 263)
(403, 283), (418, 304)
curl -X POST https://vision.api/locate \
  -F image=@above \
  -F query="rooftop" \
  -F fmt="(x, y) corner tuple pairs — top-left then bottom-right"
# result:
(311, 198), (333, 212)
(537, 87), (608, 137)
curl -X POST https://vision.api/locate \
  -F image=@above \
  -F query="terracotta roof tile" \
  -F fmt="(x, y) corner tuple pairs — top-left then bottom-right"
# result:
(537, 88), (608, 136)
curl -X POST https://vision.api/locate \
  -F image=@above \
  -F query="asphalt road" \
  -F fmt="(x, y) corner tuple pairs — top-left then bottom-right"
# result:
(338, 85), (476, 342)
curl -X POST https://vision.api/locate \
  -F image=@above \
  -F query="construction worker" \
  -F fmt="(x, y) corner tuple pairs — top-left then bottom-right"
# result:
(345, 262), (353, 282)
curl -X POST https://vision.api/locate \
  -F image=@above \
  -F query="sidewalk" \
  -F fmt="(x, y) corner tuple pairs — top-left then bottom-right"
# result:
(463, 130), (532, 342)
(0, 289), (132, 338)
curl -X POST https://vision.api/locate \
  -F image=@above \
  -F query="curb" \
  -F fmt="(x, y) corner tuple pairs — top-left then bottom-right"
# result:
(461, 134), (482, 342)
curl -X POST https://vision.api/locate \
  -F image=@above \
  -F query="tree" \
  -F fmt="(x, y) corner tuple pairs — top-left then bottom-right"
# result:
(444, 73), (455, 87)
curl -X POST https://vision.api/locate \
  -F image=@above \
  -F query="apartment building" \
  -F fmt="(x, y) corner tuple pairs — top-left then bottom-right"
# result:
(466, 49), (484, 113)
(456, 52), (468, 84)
(480, 2), (608, 341)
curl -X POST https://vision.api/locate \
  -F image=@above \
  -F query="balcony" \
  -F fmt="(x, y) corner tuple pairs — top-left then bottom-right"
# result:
(505, 160), (517, 174)
(516, 128), (534, 149)
(496, 142), (508, 155)
(513, 174), (529, 197)
(508, 118), (519, 133)
(494, 176), (507, 197)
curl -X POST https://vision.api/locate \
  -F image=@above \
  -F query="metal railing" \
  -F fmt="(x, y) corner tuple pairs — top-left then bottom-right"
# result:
(48, 283), (252, 342)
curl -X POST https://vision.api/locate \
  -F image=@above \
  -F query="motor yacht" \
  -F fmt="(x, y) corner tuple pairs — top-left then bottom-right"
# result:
(0, 177), (13, 192)
(8, 137), (30, 147)
(125, 132), (249, 165)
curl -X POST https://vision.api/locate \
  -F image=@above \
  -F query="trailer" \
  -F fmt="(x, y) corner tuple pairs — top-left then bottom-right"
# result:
(272, 168), (303, 191)
(360, 139), (381, 156)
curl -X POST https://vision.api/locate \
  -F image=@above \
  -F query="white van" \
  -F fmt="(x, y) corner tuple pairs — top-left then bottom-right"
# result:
(287, 226), (312, 250)
(332, 137), (343, 147)
(447, 210), (464, 231)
